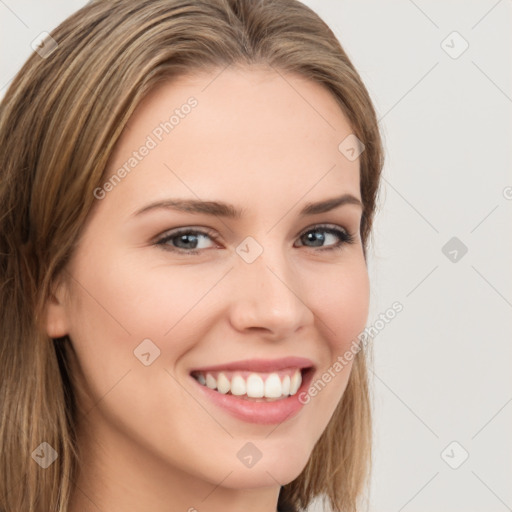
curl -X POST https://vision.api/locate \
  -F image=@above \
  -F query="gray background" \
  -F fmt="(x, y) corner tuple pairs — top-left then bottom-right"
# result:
(1, 1), (511, 511)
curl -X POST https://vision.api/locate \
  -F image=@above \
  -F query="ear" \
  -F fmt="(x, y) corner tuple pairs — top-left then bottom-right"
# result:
(44, 276), (70, 339)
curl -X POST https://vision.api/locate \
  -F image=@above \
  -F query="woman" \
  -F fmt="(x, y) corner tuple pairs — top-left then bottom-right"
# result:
(0, 0), (384, 511)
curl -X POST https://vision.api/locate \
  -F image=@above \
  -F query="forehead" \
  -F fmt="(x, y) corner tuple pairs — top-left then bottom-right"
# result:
(100, 66), (361, 217)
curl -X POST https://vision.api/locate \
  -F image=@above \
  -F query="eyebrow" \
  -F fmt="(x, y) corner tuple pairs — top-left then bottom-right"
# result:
(131, 193), (363, 219)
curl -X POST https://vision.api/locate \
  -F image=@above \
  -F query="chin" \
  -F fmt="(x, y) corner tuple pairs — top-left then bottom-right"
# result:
(208, 440), (312, 489)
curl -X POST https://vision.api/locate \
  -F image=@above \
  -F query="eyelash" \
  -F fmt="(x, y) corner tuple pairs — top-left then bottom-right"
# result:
(154, 224), (357, 255)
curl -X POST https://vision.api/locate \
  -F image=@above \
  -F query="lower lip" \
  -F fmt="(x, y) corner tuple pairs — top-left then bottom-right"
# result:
(190, 369), (314, 425)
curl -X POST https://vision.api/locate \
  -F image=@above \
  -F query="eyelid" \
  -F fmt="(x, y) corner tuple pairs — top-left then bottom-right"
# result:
(154, 226), (220, 247)
(295, 223), (357, 249)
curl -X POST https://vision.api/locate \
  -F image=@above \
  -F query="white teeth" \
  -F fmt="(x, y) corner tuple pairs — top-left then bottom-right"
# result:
(217, 372), (230, 394)
(194, 368), (305, 398)
(290, 370), (302, 395)
(264, 373), (283, 398)
(246, 373), (264, 398)
(281, 375), (290, 396)
(231, 375), (246, 396)
(205, 373), (216, 389)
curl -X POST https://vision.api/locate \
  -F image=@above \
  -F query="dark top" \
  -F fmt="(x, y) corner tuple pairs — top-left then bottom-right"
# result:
(277, 494), (298, 512)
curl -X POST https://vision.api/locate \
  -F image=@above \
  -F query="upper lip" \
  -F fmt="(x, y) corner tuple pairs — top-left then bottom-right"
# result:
(189, 356), (315, 374)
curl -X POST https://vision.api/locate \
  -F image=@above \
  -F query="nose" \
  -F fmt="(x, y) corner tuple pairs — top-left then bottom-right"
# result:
(228, 245), (314, 339)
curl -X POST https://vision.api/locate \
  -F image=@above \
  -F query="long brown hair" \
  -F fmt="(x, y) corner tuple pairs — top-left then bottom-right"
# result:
(0, 1), (384, 510)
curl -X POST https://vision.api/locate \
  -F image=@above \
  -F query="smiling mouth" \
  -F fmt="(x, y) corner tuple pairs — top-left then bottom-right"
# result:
(190, 367), (312, 402)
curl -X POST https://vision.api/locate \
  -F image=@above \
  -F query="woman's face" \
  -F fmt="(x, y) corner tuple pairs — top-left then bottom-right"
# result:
(46, 66), (369, 499)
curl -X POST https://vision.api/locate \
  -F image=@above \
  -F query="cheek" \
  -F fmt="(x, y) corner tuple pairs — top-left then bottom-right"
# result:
(64, 250), (229, 407)
(69, 250), (210, 343)
(307, 254), (370, 356)
(295, 255), (369, 428)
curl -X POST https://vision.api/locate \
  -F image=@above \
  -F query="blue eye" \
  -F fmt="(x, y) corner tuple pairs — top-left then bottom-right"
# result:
(156, 228), (220, 254)
(296, 225), (356, 250)
(155, 224), (356, 255)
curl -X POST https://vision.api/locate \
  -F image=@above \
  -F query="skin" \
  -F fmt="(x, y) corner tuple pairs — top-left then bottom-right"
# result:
(45, 65), (370, 512)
